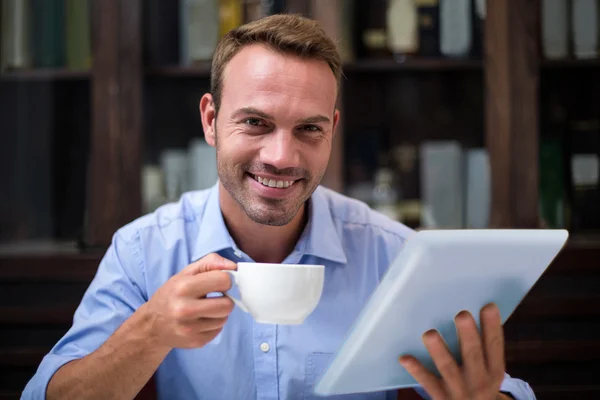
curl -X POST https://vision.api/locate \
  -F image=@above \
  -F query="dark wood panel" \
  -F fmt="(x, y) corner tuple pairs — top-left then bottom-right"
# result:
(0, 365), (39, 393)
(88, 0), (143, 247)
(514, 295), (600, 318)
(485, 0), (541, 228)
(0, 253), (101, 282)
(533, 385), (600, 400)
(504, 318), (600, 342)
(0, 326), (71, 348)
(397, 388), (423, 400)
(505, 340), (600, 363)
(544, 242), (600, 276)
(0, 392), (21, 400)
(507, 360), (600, 386)
(0, 347), (47, 367)
(0, 307), (77, 325)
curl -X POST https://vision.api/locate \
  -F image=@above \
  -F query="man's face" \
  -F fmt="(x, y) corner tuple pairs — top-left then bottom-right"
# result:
(201, 44), (339, 226)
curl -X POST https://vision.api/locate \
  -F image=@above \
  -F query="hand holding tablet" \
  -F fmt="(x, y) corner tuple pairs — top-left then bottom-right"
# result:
(314, 229), (569, 397)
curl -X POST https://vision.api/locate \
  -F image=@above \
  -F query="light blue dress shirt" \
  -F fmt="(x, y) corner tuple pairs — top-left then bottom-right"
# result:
(22, 184), (536, 400)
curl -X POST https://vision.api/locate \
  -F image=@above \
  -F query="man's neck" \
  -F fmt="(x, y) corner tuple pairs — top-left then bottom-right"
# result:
(218, 183), (308, 264)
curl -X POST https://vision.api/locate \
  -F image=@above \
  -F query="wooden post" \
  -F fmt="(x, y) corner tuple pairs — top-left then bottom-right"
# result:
(310, 0), (345, 193)
(87, 0), (142, 247)
(485, 0), (541, 228)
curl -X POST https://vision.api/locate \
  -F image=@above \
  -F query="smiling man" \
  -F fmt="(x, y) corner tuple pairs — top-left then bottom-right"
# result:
(22, 14), (534, 400)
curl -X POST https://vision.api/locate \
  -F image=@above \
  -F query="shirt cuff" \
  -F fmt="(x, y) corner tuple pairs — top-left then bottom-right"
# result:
(21, 353), (81, 400)
(412, 376), (536, 400)
(499, 376), (537, 400)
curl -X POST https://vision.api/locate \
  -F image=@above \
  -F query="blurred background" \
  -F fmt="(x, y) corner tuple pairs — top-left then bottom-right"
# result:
(0, 0), (599, 399)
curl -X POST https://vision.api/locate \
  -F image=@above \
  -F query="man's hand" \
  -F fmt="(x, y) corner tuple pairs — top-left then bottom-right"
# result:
(141, 253), (237, 350)
(399, 303), (508, 400)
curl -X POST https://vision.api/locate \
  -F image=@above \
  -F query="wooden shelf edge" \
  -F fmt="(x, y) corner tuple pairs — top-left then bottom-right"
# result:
(506, 340), (600, 363)
(146, 64), (211, 78)
(0, 252), (102, 282)
(0, 68), (90, 81)
(541, 58), (600, 69)
(343, 58), (483, 72)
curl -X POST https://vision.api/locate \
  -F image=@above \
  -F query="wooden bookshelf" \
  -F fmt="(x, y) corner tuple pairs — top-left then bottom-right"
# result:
(1, 0), (599, 398)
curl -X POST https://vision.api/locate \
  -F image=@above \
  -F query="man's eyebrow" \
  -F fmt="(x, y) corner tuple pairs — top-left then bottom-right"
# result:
(295, 115), (330, 124)
(231, 107), (330, 124)
(231, 107), (274, 120)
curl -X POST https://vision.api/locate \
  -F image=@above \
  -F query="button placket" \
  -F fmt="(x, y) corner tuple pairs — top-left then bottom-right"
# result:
(253, 323), (278, 400)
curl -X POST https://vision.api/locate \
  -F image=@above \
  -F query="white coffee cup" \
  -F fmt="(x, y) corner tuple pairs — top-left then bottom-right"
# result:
(225, 262), (325, 325)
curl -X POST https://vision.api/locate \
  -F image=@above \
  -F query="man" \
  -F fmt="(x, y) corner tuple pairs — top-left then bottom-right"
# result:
(22, 14), (535, 400)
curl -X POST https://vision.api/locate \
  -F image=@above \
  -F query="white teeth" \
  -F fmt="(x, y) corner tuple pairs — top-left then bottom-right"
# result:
(254, 175), (294, 189)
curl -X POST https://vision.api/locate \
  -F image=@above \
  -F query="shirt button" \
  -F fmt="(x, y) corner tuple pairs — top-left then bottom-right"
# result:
(259, 342), (270, 352)
(233, 249), (242, 258)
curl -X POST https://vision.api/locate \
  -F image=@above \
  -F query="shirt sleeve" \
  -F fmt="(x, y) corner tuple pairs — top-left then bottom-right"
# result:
(21, 231), (147, 400)
(413, 372), (536, 399)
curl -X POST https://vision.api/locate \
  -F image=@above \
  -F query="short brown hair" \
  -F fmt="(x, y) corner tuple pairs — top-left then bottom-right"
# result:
(210, 14), (342, 112)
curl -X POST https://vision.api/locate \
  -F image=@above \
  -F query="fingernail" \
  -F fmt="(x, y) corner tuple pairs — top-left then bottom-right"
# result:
(454, 310), (469, 322)
(398, 355), (411, 365)
(422, 329), (437, 339)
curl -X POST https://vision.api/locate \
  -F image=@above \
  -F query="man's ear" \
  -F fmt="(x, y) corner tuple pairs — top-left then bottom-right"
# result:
(199, 93), (217, 147)
(332, 108), (340, 138)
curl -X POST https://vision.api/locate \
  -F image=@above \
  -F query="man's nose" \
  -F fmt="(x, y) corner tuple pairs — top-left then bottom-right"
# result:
(259, 130), (300, 171)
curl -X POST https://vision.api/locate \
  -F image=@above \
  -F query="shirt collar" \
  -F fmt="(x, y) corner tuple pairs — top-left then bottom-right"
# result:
(192, 183), (237, 262)
(294, 186), (347, 264)
(192, 184), (347, 265)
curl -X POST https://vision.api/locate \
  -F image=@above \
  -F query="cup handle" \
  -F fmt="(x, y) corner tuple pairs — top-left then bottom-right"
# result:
(224, 270), (249, 313)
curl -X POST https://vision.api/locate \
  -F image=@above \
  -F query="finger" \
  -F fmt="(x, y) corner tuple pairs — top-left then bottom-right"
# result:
(422, 329), (467, 399)
(191, 316), (229, 332)
(455, 310), (488, 395)
(177, 317), (229, 340)
(399, 355), (446, 400)
(182, 253), (237, 276)
(173, 297), (235, 321)
(196, 327), (224, 346)
(178, 270), (233, 298)
(184, 327), (225, 349)
(481, 303), (506, 388)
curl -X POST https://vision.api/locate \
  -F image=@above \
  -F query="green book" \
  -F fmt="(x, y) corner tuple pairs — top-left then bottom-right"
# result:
(65, 0), (91, 70)
(31, 0), (65, 68)
(539, 138), (565, 229)
(1, 0), (33, 70)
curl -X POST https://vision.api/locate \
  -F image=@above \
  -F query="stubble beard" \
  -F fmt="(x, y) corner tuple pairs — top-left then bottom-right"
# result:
(214, 126), (319, 227)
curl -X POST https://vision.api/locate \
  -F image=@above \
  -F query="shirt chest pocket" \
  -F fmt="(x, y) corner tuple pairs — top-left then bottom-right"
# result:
(303, 353), (389, 400)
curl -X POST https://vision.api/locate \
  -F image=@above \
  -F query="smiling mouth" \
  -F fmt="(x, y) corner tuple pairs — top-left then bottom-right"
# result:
(249, 173), (298, 188)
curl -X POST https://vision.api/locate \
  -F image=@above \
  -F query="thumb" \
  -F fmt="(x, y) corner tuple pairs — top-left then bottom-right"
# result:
(182, 253), (237, 275)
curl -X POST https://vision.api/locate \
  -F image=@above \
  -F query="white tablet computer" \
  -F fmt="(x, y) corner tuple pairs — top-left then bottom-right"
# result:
(313, 229), (569, 396)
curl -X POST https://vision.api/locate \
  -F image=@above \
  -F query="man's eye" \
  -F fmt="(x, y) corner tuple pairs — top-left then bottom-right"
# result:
(243, 118), (264, 126)
(301, 125), (322, 132)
